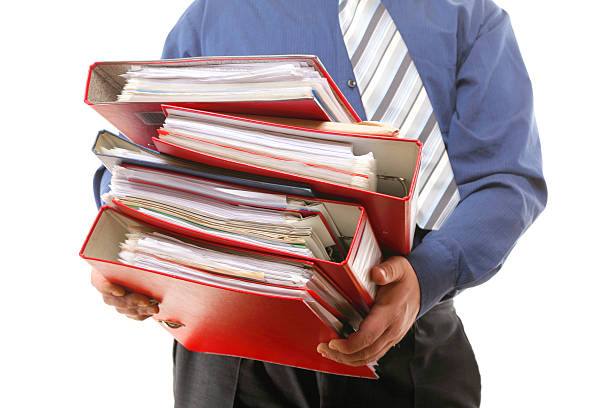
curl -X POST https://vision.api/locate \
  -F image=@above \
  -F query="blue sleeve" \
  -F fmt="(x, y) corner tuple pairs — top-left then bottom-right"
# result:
(407, 1), (547, 317)
(93, 165), (112, 210)
(161, 1), (203, 59)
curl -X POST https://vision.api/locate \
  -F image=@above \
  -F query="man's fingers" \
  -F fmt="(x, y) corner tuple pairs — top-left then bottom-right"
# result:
(115, 307), (134, 315)
(103, 294), (123, 307)
(318, 257), (419, 366)
(319, 340), (395, 367)
(123, 293), (154, 308)
(115, 305), (158, 317)
(145, 303), (160, 315)
(125, 313), (151, 321)
(108, 293), (159, 315)
(102, 293), (143, 308)
(327, 305), (390, 354)
(318, 327), (396, 366)
(370, 256), (410, 286)
(134, 303), (159, 316)
(341, 339), (397, 367)
(103, 292), (160, 316)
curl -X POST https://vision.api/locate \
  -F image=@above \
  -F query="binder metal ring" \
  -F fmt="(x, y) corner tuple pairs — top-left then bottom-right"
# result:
(377, 175), (409, 196)
(158, 320), (185, 329)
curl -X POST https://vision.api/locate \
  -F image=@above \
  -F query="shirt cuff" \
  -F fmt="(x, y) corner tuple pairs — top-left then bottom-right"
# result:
(406, 234), (459, 319)
(93, 165), (112, 210)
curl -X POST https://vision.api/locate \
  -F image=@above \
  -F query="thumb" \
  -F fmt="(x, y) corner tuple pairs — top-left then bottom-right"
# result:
(370, 256), (409, 286)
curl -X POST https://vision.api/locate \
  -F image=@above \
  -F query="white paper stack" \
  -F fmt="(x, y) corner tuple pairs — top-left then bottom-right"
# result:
(117, 61), (355, 123)
(119, 229), (364, 332)
(102, 165), (357, 261)
(159, 108), (378, 191)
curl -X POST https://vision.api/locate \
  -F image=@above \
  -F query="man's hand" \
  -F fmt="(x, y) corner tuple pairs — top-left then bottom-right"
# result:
(317, 256), (420, 366)
(91, 269), (160, 321)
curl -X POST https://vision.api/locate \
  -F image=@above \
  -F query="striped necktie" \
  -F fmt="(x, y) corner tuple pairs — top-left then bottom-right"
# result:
(339, 0), (460, 230)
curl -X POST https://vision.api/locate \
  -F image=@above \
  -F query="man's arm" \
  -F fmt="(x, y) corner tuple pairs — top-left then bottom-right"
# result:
(319, 1), (547, 365)
(408, 2), (547, 317)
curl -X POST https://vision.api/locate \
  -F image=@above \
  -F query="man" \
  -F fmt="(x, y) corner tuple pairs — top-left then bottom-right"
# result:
(91, 0), (547, 406)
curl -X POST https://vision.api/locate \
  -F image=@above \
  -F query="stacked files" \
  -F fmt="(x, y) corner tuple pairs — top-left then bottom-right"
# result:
(101, 163), (382, 313)
(81, 207), (377, 378)
(153, 106), (422, 252)
(82, 55), (422, 377)
(86, 56), (423, 252)
(85, 55), (361, 148)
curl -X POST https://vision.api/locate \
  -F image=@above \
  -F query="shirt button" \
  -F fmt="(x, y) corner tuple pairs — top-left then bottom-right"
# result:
(347, 79), (357, 88)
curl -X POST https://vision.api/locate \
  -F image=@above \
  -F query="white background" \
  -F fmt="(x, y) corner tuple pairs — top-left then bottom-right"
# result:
(0, 1), (609, 406)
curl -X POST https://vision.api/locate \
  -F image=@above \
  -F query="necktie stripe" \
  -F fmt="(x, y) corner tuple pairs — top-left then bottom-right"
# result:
(357, 29), (402, 98)
(429, 188), (460, 230)
(418, 139), (446, 196)
(354, 27), (397, 94)
(339, 0), (349, 14)
(399, 87), (431, 138)
(343, 0), (379, 54)
(418, 130), (447, 197)
(351, 14), (394, 77)
(381, 67), (421, 128)
(417, 157), (453, 221)
(413, 105), (435, 141)
(379, 66), (419, 126)
(423, 177), (458, 229)
(418, 129), (444, 166)
(398, 85), (427, 137)
(340, 0), (361, 33)
(417, 112), (438, 145)
(340, 0), (459, 230)
(340, 1), (360, 34)
(350, 3), (386, 66)
(370, 51), (413, 121)
(351, 14), (394, 80)
(359, 33), (405, 115)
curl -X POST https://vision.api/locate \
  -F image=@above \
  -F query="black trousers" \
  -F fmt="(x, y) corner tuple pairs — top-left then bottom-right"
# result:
(173, 299), (481, 408)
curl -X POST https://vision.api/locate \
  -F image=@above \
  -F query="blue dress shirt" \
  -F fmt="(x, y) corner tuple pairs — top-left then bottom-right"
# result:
(111, 0), (546, 317)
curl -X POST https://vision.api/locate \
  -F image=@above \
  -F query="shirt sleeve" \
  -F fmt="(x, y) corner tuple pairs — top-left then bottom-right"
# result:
(161, 1), (203, 59)
(407, 2), (548, 318)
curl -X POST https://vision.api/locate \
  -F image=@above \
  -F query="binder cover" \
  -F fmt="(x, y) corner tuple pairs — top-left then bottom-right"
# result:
(153, 106), (422, 254)
(81, 207), (377, 379)
(85, 56), (360, 148)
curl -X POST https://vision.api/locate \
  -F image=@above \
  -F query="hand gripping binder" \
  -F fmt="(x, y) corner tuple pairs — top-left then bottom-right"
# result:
(84, 55), (360, 148)
(152, 106), (422, 254)
(104, 163), (382, 314)
(81, 207), (377, 378)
